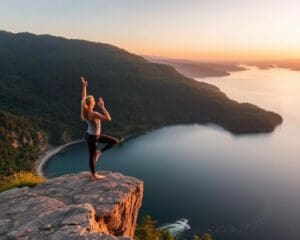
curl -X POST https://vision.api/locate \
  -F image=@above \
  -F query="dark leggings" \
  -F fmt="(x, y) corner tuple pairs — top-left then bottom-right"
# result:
(85, 133), (120, 175)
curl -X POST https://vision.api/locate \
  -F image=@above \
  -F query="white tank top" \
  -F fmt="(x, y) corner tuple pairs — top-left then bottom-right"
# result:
(85, 112), (101, 136)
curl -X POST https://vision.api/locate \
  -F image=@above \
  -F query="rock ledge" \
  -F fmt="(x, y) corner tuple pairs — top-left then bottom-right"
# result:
(0, 171), (143, 240)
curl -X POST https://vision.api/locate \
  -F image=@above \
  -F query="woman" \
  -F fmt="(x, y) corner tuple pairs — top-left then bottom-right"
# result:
(81, 76), (119, 180)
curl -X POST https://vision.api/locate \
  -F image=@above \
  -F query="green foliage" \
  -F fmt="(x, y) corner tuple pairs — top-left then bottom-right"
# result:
(135, 215), (175, 240)
(0, 171), (45, 192)
(0, 111), (48, 176)
(193, 233), (213, 240)
(135, 215), (213, 240)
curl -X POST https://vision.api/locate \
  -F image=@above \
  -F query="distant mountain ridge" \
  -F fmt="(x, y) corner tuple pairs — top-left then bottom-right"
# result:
(0, 30), (282, 175)
(144, 55), (246, 78)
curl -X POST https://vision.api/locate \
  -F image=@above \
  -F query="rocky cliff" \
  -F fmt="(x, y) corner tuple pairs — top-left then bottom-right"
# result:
(0, 171), (143, 240)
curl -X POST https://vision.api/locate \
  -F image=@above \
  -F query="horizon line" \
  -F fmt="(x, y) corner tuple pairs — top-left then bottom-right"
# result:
(2, 29), (300, 63)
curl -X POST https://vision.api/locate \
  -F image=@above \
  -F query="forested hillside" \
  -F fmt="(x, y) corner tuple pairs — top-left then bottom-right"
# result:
(0, 111), (47, 176)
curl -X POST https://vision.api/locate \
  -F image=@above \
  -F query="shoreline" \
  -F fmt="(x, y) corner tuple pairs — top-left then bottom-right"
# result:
(35, 140), (84, 178)
(34, 128), (157, 178)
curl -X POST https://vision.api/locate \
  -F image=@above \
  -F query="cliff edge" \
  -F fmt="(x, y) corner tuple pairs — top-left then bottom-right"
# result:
(0, 171), (144, 240)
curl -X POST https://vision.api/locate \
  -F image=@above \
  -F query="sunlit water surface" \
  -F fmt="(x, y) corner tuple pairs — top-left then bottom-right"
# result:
(44, 67), (300, 239)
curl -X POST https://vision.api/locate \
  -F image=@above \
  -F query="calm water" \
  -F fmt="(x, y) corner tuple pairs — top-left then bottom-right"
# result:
(44, 66), (300, 240)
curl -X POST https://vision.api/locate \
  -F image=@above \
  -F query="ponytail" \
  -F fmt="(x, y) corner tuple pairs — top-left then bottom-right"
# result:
(81, 95), (94, 120)
(81, 98), (88, 120)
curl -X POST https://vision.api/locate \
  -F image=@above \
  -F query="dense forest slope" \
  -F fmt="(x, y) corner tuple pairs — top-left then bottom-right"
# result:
(0, 30), (282, 175)
(0, 111), (47, 176)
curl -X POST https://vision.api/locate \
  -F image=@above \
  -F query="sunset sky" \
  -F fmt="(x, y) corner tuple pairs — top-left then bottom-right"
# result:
(1, 0), (299, 61)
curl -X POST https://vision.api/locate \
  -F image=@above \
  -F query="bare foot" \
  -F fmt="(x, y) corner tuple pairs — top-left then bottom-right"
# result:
(96, 150), (101, 162)
(91, 173), (106, 181)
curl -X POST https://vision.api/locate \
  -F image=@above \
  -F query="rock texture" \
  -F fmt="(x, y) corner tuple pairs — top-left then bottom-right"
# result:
(0, 171), (143, 240)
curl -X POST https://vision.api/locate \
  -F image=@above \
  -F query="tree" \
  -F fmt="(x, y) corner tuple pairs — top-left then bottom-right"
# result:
(135, 215), (174, 240)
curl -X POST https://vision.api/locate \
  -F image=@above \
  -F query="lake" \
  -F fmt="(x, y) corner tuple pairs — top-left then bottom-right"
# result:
(43, 66), (300, 240)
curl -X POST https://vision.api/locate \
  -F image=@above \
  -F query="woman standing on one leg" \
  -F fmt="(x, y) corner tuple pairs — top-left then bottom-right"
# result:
(80, 76), (120, 180)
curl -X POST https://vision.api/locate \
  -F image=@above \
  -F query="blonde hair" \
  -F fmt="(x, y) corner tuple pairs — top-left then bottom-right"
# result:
(81, 95), (95, 120)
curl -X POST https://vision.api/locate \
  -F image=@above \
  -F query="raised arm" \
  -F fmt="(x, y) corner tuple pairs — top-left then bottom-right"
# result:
(81, 76), (87, 99)
(99, 97), (112, 121)
(89, 97), (112, 121)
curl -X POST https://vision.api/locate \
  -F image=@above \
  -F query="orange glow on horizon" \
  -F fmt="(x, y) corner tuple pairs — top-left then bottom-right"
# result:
(119, 43), (300, 62)
(1, 0), (300, 63)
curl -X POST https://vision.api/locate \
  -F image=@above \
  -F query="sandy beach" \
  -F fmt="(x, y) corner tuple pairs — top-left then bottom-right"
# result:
(35, 140), (84, 178)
